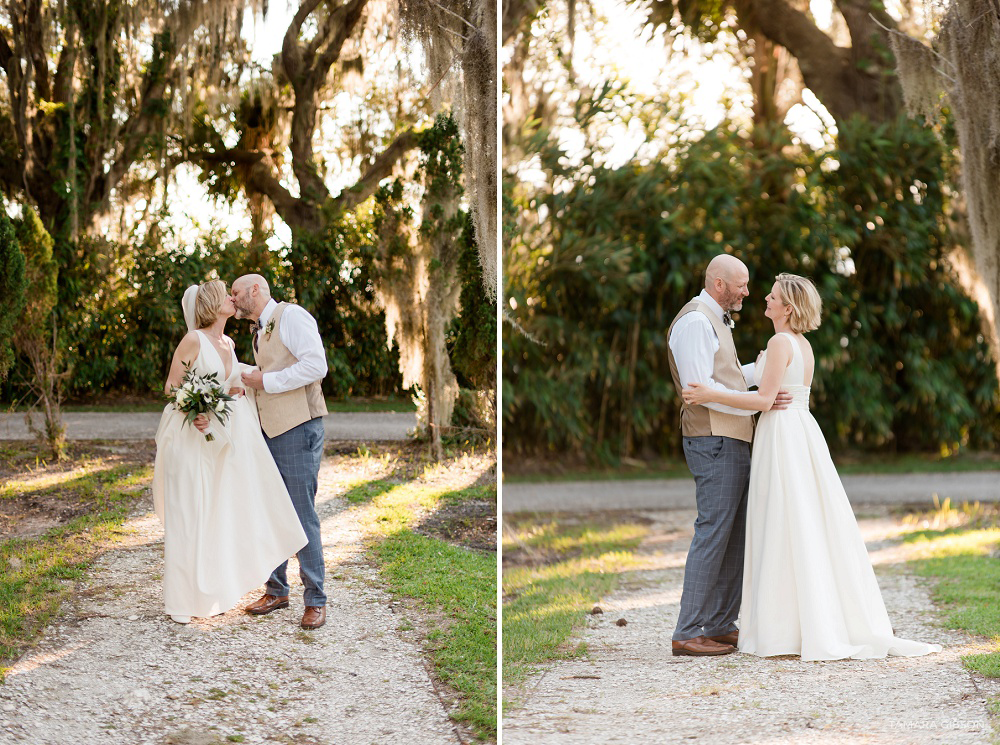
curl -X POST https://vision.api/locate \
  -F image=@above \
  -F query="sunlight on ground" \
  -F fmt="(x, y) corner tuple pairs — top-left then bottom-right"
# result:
(0, 462), (113, 497)
(871, 527), (1000, 566)
(6, 642), (88, 678)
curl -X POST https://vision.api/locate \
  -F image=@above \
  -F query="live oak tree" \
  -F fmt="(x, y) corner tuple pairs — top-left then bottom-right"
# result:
(0, 0), (261, 243)
(503, 0), (906, 130)
(374, 115), (466, 461)
(891, 0), (1000, 374)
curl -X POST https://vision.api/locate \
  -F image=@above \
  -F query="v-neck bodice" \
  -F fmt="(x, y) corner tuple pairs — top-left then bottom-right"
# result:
(196, 330), (236, 384)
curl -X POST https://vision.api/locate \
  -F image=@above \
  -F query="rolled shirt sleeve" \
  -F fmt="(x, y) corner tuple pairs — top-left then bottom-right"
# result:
(668, 314), (757, 417)
(261, 305), (329, 394)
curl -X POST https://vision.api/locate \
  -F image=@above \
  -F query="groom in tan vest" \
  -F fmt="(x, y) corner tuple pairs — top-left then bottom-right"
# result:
(666, 254), (790, 656)
(230, 274), (329, 630)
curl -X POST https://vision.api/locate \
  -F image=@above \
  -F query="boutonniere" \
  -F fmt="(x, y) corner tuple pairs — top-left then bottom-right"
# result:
(264, 319), (275, 339)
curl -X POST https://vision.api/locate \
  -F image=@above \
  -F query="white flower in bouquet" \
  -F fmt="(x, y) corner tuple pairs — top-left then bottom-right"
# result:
(166, 362), (235, 442)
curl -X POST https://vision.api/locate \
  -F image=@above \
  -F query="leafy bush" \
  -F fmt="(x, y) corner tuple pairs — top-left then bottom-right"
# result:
(504, 114), (1000, 460)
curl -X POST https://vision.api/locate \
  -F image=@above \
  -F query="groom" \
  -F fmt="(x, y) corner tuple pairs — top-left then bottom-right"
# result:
(666, 254), (790, 656)
(230, 274), (330, 630)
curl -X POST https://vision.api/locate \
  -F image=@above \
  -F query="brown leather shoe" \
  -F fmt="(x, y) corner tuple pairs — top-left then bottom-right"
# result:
(672, 636), (735, 657)
(301, 606), (326, 630)
(709, 631), (739, 646)
(245, 594), (289, 616)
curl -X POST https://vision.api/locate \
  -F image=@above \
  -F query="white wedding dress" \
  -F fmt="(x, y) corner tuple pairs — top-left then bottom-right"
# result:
(738, 332), (941, 661)
(151, 331), (307, 619)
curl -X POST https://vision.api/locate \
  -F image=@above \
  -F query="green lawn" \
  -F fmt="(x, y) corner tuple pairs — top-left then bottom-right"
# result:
(505, 449), (1000, 483)
(0, 463), (150, 680)
(3, 396), (417, 414)
(906, 524), (1000, 679)
(501, 517), (648, 697)
(349, 478), (497, 741)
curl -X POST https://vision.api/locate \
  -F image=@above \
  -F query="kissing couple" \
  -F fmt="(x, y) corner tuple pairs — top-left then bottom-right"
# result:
(151, 274), (329, 630)
(667, 254), (941, 661)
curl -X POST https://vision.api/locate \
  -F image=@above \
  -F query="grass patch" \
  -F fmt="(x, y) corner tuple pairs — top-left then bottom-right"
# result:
(502, 518), (648, 693)
(504, 450), (1000, 483)
(906, 514), (1000, 678)
(342, 479), (399, 504)
(353, 478), (497, 741)
(0, 461), (151, 678)
(3, 395), (416, 414)
(374, 531), (495, 738)
(325, 396), (416, 413)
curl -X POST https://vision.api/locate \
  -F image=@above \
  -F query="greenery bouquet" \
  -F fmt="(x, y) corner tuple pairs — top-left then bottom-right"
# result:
(168, 363), (235, 442)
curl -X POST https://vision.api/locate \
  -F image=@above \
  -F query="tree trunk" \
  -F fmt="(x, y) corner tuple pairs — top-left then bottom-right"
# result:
(736, 0), (903, 125)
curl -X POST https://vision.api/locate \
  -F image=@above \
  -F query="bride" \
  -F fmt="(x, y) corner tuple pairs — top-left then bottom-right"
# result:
(152, 280), (307, 624)
(682, 273), (941, 661)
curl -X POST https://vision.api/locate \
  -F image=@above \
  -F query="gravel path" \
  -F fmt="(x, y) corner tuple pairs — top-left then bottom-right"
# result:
(0, 459), (463, 745)
(502, 509), (999, 744)
(503, 471), (1000, 512)
(0, 411), (417, 442)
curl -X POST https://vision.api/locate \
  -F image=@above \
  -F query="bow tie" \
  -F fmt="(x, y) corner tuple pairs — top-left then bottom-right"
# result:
(722, 311), (734, 328)
(250, 320), (262, 334)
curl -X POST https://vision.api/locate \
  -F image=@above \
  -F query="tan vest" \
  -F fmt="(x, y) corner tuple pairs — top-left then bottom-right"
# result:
(253, 302), (328, 438)
(667, 300), (754, 443)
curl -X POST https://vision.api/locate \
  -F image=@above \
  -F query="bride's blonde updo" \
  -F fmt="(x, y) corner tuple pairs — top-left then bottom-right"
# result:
(195, 280), (228, 329)
(775, 273), (822, 333)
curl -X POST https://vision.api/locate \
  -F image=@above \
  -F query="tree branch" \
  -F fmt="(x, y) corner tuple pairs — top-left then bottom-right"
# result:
(336, 128), (417, 211)
(25, 0), (50, 102)
(0, 25), (13, 71)
(52, 22), (77, 104)
(95, 0), (227, 209)
(738, 0), (845, 75)
(281, 0), (325, 83)
(284, 0), (370, 208)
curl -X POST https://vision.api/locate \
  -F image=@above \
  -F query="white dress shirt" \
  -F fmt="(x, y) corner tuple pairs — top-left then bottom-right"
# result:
(668, 290), (757, 417)
(256, 299), (329, 394)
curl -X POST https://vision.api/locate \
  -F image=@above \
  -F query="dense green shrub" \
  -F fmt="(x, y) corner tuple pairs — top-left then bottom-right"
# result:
(0, 208), (27, 381)
(504, 115), (1000, 460)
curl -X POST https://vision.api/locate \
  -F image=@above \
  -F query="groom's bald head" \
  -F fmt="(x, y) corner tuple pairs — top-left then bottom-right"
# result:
(232, 274), (270, 298)
(704, 254), (750, 313)
(231, 274), (272, 320)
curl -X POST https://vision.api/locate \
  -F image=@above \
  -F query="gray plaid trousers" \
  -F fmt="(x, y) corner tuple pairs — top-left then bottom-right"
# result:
(263, 416), (327, 607)
(673, 435), (751, 640)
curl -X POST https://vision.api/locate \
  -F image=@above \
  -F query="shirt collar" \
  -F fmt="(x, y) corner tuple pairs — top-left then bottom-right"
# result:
(697, 290), (725, 321)
(257, 298), (278, 327)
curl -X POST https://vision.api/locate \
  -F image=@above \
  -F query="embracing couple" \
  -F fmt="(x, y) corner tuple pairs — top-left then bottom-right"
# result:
(668, 254), (941, 661)
(151, 275), (328, 630)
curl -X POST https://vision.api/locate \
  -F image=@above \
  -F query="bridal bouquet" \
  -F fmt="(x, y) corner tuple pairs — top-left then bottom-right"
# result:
(168, 363), (235, 442)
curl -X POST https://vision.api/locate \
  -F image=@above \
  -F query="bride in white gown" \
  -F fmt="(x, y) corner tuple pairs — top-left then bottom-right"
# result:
(152, 280), (307, 624)
(683, 273), (941, 661)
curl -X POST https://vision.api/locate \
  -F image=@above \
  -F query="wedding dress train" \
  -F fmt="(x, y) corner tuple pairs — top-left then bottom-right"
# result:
(152, 331), (306, 619)
(738, 332), (941, 661)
